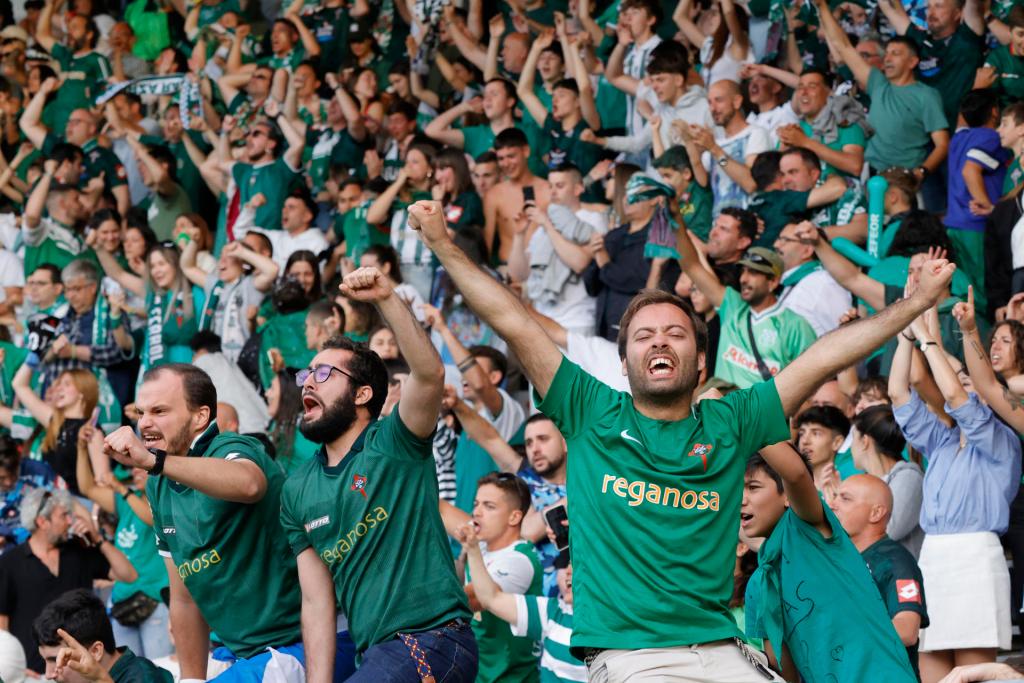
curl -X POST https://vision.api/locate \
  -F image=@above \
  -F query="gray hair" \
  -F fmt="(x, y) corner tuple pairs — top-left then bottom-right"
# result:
(61, 258), (101, 286)
(20, 488), (71, 533)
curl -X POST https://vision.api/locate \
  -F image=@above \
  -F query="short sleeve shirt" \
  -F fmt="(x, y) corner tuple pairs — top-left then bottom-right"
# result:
(984, 45), (1024, 106)
(279, 411), (470, 653)
(48, 44), (112, 130)
(797, 121), (866, 178)
(865, 69), (949, 170)
(862, 536), (929, 680)
(542, 115), (603, 176)
(147, 425), (303, 658)
(907, 23), (985, 124)
(747, 190), (810, 247)
(715, 287), (818, 389)
(757, 506), (918, 682)
(230, 158), (299, 231)
(534, 358), (791, 654)
(42, 134), (128, 192)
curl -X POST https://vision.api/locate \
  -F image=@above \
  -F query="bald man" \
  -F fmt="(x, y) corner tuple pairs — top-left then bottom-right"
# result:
(832, 474), (929, 679)
(688, 79), (769, 215)
(216, 401), (240, 434)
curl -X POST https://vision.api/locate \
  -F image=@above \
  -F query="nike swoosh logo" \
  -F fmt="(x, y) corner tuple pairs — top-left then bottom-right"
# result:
(621, 429), (642, 445)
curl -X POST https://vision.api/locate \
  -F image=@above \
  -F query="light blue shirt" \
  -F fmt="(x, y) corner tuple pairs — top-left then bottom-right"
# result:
(894, 391), (1021, 535)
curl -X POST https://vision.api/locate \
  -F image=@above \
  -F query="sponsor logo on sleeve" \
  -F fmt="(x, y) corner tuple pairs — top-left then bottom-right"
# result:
(304, 515), (330, 532)
(896, 579), (921, 604)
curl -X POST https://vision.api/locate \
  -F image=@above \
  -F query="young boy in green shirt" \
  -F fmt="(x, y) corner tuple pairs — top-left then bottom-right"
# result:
(652, 145), (713, 242)
(741, 445), (918, 682)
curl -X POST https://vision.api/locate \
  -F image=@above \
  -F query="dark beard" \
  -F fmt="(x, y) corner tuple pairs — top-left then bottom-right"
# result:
(165, 422), (196, 455)
(299, 391), (358, 444)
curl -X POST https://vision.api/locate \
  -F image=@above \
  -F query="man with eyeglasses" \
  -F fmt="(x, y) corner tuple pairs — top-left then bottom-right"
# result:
(20, 77), (131, 217)
(279, 266), (476, 681)
(102, 363), (357, 683)
(773, 222), (852, 337)
(0, 487), (137, 676)
(18, 264), (66, 357)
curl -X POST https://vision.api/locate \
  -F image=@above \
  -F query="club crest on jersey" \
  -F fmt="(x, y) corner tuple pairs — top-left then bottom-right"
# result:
(351, 474), (368, 498)
(687, 443), (713, 471)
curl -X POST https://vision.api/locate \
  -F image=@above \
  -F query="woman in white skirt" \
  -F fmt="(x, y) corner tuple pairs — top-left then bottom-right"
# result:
(890, 302), (1021, 683)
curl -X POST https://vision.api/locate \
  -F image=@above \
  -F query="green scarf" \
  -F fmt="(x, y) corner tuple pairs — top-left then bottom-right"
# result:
(199, 281), (223, 331)
(781, 260), (821, 287)
(91, 296), (123, 434)
(142, 289), (171, 372)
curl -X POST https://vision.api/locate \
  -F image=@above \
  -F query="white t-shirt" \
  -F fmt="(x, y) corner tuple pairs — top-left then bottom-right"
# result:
(482, 386), (526, 442)
(704, 124), (771, 214)
(0, 249), (24, 298)
(247, 226), (330, 272)
(479, 539), (538, 593)
(700, 36), (755, 86)
(565, 332), (631, 394)
(777, 265), (852, 337)
(747, 102), (800, 147)
(528, 208), (608, 335)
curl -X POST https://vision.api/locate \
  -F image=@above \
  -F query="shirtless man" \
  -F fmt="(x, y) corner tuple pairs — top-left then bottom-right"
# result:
(484, 128), (550, 266)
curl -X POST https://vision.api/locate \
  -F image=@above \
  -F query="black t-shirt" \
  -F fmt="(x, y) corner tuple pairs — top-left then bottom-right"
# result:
(862, 536), (929, 680)
(0, 542), (110, 672)
(42, 418), (86, 496)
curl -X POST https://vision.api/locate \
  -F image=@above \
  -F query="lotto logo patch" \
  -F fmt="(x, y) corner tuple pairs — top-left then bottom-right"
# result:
(896, 579), (921, 604)
(304, 515), (330, 532)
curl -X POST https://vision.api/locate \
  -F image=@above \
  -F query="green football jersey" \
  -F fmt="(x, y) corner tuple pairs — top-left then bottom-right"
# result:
(715, 288), (817, 389)
(534, 359), (791, 654)
(511, 595), (586, 683)
(148, 425), (302, 658)
(279, 411), (470, 653)
(49, 44), (111, 131)
(231, 158), (299, 231)
(469, 540), (543, 683)
(21, 217), (93, 276)
(757, 506), (918, 682)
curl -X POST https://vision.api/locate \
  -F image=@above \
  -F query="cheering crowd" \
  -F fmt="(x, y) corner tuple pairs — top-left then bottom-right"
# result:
(2, 0), (1024, 680)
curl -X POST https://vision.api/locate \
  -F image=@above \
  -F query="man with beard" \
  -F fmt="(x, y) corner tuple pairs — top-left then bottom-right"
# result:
(679, 239), (817, 389)
(409, 198), (955, 681)
(279, 266), (475, 682)
(0, 488), (136, 675)
(20, 161), (92, 276)
(101, 364), (356, 682)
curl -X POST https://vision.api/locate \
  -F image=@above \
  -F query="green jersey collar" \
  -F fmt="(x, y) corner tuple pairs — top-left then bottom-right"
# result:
(188, 422), (220, 456)
(315, 423), (371, 474)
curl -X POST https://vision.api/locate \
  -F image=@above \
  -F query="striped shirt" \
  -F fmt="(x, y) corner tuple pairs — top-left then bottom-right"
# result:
(511, 595), (585, 682)
(622, 34), (662, 137)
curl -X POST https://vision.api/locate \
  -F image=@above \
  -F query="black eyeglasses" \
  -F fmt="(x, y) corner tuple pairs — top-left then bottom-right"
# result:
(295, 363), (361, 386)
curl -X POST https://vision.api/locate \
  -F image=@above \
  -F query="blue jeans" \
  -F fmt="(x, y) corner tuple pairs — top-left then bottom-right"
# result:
(345, 619), (477, 682)
(111, 602), (174, 660)
(210, 632), (357, 683)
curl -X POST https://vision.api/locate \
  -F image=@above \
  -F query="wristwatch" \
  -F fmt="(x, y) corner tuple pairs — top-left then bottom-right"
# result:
(916, 166), (928, 178)
(716, 155), (730, 168)
(148, 448), (168, 476)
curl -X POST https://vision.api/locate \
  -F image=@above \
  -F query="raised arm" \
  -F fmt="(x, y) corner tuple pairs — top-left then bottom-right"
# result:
(422, 304), (504, 417)
(577, 0), (605, 47)
(446, 388), (524, 472)
(775, 258), (956, 415)
(89, 239), (146, 297)
(342, 267), (444, 437)
(76, 428), (116, 514)
(19, 77), (57, 150)
(794, 221), (885, 310)
(675, 211), (727, 307)
(565, 37), (601, 130)
(876, 0), (912, 36)
(483, 15), (504, 81)
(230, 240), (279, 292)
(759, 441), (829, 534)
(673, 0), (708, 49)
(127, 134), (176, 195)
(517, 30), (554, 126)
(412, 201), (563, 398)
(605, 26), (639, 96)
(35, 0), (57, 53)
(911, 306), (969, 409)
(954, 287), (1024, 430)
(285, 10), (320, 57)
(720, 0), (750, 55)
(447, 13), (488, 72)
(424, 99), (478, 149)
(463, 524), (519, 624)
(11, 363), (52, 433)
(816, 0), (872, 88)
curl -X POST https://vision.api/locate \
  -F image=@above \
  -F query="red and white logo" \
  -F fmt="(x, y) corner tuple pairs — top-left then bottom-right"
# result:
(896, 579), (921, 604)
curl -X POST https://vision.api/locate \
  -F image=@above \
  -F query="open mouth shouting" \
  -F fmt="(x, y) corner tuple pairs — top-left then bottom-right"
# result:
(740, 512), (755, 530)
(141, 430), (165, 449)
(302, 391), (323, 418)
(646, 354), (677, 379)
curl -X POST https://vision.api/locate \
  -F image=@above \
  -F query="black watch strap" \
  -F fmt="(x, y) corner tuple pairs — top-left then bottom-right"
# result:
(148, 448), (168, 476)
